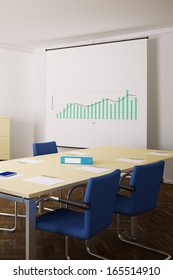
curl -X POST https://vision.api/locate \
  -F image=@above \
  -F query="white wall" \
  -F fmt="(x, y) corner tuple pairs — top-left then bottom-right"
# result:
(0, 47), (34, 158)
(33, 50), (47, 142)
(147, 32), (173, 182)
(1, 31), (173, 182)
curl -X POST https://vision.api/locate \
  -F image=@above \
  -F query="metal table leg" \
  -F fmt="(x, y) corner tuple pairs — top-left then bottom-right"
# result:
(25, 198), (36, 260)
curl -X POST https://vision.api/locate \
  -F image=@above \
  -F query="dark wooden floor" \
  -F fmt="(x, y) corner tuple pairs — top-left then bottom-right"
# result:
(0, 182), (173, 260)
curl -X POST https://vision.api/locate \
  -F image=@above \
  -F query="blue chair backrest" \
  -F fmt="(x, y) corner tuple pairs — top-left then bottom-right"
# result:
(83, 169), (121, 238)
(129, 160), (165, 214)
(33, 141), (58, 156)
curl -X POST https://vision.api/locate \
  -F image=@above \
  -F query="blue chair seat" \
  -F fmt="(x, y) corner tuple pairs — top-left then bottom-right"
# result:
(37, 208), (86, 238)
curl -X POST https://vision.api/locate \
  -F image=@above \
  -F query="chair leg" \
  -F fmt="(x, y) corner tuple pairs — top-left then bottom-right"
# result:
(117, 214), (171, 260)
(64, 236), (108, 260)
(131, 216), (137, 240)
(38, 200), (45, 214)
(117, 214), (137, 240)
(60, 190), (62, 208)
(65, 236), (71, 260)
(0, 201), (18, 232)
(85, 240), (108, 260)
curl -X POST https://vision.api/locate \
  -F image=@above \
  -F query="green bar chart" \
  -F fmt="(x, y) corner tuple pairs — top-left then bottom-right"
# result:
(56, 90), (138, 121)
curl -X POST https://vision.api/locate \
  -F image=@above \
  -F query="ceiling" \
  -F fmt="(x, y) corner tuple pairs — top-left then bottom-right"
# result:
(1, 0), (173, 50)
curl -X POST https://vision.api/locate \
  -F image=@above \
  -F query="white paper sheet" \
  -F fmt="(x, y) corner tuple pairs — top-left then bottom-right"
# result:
(116, 158), (145, 164)
(146, 152), (172, 156)
(25, 176), (64, 186)
(65, 151), (92, 156)
(17, 158), (44, 164)
(77, 166), (110, 173)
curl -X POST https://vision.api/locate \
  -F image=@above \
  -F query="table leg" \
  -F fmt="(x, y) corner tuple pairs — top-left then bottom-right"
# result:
(25, 198), (36, 260)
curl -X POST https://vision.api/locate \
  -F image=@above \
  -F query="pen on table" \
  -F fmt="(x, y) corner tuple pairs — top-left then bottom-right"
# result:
(153, 152), (167, 154)
(91, 165), (104, 168)
(42, 175), (57, 178)
(129, 158), (144, 160)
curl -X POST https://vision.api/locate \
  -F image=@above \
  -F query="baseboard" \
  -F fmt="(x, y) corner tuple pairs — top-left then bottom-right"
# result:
(163, 179), (173, 184)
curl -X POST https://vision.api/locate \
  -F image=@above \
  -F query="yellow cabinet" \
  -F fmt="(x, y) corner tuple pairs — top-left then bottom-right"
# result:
(0, 118), (10, 160)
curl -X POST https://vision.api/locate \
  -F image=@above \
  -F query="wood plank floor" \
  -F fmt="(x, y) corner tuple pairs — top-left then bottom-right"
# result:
(0, 182), (173, 260)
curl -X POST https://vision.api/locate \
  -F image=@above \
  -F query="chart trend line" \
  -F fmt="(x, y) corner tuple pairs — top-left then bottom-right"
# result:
(55, 90), (138, 121)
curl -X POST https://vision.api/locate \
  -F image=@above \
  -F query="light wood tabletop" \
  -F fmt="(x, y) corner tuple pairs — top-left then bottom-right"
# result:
(1, 145), (173, 259)
(1, 146), (173, 199)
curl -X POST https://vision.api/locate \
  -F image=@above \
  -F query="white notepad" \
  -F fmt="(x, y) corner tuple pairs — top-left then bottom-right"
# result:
(25, 176), (64, 186)
(77, 166), (110, 173)
(17, 158), (44, 164)
(146, 152), (172, 156)
(116, 158), (145, 164)
(65, 151), (92, 156)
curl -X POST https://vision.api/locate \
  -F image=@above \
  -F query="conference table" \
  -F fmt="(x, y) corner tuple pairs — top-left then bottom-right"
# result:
(0, 145), (173, 260)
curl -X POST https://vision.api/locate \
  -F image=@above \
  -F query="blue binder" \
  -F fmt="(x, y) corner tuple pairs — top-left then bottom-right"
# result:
(60, 156), (93, 165)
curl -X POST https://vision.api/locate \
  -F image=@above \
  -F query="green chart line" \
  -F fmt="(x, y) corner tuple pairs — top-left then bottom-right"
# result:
(56, 91), (138, 121)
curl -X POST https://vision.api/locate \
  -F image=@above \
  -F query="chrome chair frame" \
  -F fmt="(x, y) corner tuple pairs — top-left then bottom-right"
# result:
(36, 169), (121, 260)
(36, 195), (107, 260)
(116, 214), (171, 259)
(0, 200), (25, 232)
(115, 161), (171, 260)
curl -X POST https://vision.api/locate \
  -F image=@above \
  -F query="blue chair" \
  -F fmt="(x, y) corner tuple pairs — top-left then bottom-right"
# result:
(114, 160), (171, 259)
(32, 141), (58, 212)
(36, 169), (121, 259)
(32, 141), (58, 156)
